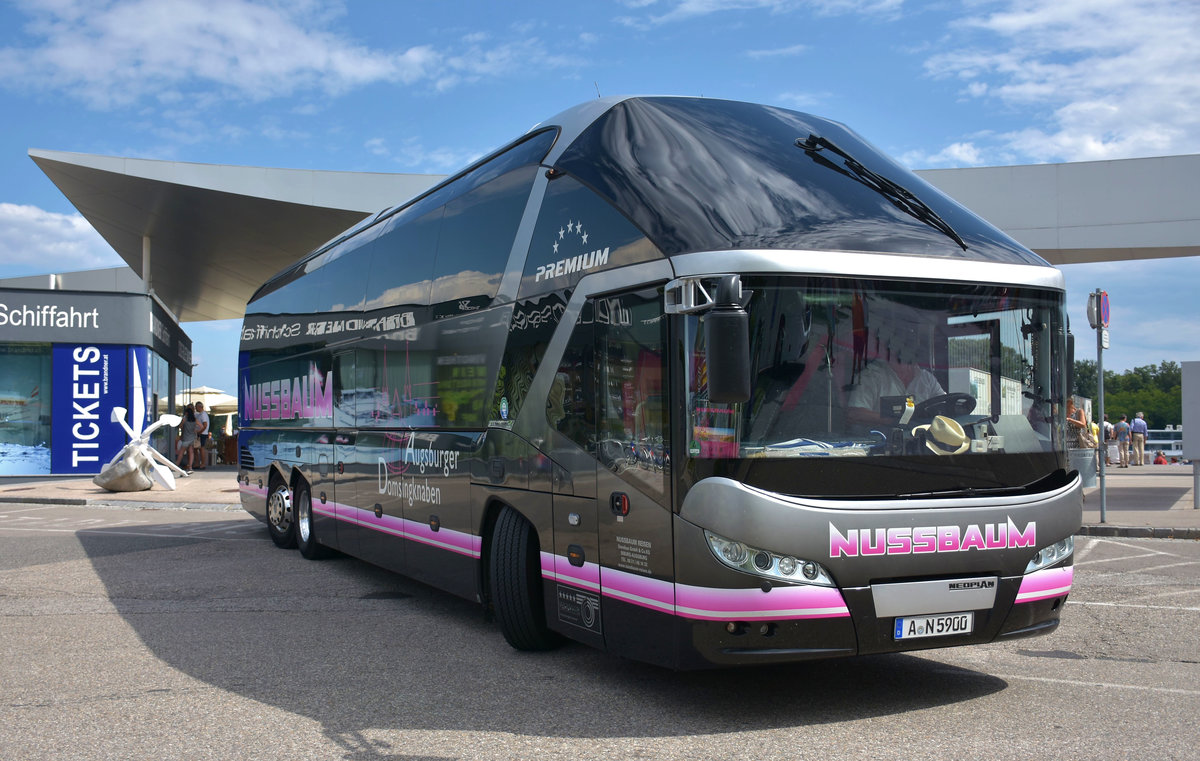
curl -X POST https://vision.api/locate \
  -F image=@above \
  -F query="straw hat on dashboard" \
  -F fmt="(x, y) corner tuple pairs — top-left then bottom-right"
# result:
(912, 415), (970, 456)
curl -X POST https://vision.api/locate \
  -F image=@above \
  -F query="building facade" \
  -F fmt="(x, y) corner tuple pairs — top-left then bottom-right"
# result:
(0, 269), (191, 475)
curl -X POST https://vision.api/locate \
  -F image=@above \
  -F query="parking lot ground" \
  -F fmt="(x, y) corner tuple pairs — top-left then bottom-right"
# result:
(1, 503), (1197, 761)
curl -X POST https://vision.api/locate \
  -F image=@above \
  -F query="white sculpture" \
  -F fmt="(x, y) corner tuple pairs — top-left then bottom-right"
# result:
(92, 354), (189, 492)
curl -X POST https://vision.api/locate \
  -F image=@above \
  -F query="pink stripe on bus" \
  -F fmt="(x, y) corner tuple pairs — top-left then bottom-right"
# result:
(1015, 565), (1073, 603)
(543, 552), (850, 620)
(675, 582), (850, 620)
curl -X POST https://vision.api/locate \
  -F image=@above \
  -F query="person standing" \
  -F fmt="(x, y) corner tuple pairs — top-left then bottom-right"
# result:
(1115, 414), (1131, 468)
(1065, 398), (1089, 448)
(194, 401), (210, 470)
(1130, 411), (1149, 466)
(1102, 414), (1115, 465)
(175, 404), (197, 471)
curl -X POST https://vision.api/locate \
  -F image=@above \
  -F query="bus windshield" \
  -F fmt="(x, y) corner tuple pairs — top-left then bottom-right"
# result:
(683, 276), (1069, 499)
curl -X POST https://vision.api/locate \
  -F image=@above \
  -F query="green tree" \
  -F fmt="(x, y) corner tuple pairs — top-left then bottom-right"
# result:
(1073, 359), (1182, 428)
(1073, 358), (1097, 399)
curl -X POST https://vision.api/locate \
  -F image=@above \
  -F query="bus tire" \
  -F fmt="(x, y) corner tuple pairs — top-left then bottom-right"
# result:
(489, 505), (562, 651)
(266, 478), (297, 549)
(294, 482), (329, 559)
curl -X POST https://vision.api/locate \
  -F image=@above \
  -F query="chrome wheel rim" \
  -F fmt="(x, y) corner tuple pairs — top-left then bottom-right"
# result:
(267, 485), (293, 533)
(297, 491), (311, 543)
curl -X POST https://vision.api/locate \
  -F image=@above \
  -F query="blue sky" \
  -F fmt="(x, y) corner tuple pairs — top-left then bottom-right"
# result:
(1, 0), (1198, 395)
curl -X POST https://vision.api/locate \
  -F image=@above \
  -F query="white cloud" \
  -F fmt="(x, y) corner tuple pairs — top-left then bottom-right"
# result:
(775, 91), (824, 110)
(747, 43), (808, 59)
(0, 203), (121, 275)
(901, 141), (986, 169)
(0, 0), (578, 110)
(923, 0), (1200, 163)
(617, 0), (902, 27)
(364, 137), (389, 157)
(368, 137), (483, 173)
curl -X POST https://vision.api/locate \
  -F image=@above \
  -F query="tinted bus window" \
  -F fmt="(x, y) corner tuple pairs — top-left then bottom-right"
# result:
(312, 245), (370, 315)
(496, 291), (568, 427)
(364, 205), (443, 311)
(595, 289), (669, 501)
(549, 300), (595, 452)
(431, 165), (539, 318)
(451, 128), (557, 196)
(517, 175), (662, 300)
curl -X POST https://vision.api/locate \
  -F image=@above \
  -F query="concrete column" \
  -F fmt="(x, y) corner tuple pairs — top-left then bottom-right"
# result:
(142, 235), (151, 293)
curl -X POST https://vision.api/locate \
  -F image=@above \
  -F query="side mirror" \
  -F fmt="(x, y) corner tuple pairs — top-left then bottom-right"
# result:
(705, 276), (750, 403)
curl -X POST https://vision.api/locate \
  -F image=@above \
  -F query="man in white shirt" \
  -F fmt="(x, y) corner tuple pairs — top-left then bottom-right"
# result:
(846, 357), (944, 430)
(194, 401), (210, 470)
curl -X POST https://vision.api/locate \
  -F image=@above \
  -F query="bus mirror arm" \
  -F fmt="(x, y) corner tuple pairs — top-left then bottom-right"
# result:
(705, 276), (751, 404)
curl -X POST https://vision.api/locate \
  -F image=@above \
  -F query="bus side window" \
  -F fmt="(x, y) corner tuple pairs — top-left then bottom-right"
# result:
(550, 300), (594, 451)
(430, 166), (540, 318)
(595, 290), (669, 499)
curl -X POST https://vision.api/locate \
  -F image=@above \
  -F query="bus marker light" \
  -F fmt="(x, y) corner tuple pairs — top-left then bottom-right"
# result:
(429, 515), (441, 532)
(568, 544), (585, 567)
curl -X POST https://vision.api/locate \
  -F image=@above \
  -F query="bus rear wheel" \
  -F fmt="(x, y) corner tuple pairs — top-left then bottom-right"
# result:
(266, 479), (297, 549)
(489, 505), (562, 651)
(294, 482), (329, 560)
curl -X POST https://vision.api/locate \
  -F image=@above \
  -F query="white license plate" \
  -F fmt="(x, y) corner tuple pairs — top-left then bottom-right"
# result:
(894, 611), (974, 640)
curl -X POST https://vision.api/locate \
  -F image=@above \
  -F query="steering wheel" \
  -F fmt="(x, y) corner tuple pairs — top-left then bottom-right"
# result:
(912, 392), (976, 420)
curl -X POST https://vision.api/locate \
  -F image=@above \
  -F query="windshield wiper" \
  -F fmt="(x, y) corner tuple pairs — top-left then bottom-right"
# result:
(797, 134), (968, 251)
(894, 485), (1024, 499)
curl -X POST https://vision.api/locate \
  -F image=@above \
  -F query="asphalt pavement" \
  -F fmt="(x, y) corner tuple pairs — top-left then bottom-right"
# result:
(0, 461), (1196, 538)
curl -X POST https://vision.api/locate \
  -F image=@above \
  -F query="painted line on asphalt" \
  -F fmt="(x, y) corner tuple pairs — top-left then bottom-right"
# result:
(995, 672), (1200, 697)
(1069, 600), (1200, 613)
(1136, 587), (1200, 602)
(1073, 536), (1100, 562)
(0, 505), (57, 515)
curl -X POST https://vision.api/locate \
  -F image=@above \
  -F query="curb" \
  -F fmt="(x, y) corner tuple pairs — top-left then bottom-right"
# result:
(0, 494), (240, 511)
(87, 500), (242, 512)
(1079, 525), (1200, 540)
(0, 495), (88, 506)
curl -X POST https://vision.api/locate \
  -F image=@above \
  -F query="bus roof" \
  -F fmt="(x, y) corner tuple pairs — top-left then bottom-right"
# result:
(251, 96), (1050, 305)
(548, 96), (1048, 266)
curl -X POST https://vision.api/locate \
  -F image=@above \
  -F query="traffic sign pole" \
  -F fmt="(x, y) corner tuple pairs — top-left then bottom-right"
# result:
(1094, 289), (1107, 523)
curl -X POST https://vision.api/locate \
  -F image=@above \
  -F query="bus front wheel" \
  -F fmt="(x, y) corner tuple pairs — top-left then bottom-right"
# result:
(266, 479), (297, 549)
(489, 505), (562, 651)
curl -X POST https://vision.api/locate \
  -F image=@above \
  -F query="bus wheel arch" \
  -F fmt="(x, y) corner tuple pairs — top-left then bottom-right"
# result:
(265, 467), (297, 549)
(486, 501), (562, 651)
(292, 474), (329, 559)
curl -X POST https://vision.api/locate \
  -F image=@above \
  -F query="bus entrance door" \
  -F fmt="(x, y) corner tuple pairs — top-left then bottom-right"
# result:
(595, 466), (674, 666)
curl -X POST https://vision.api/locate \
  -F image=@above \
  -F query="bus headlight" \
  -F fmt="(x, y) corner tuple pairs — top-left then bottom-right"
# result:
(1024, 536), (1074, 574)
(704, 530), (834, 586)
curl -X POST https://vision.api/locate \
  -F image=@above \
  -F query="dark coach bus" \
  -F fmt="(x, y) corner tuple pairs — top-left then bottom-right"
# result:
(237, 96), (1079, 669)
